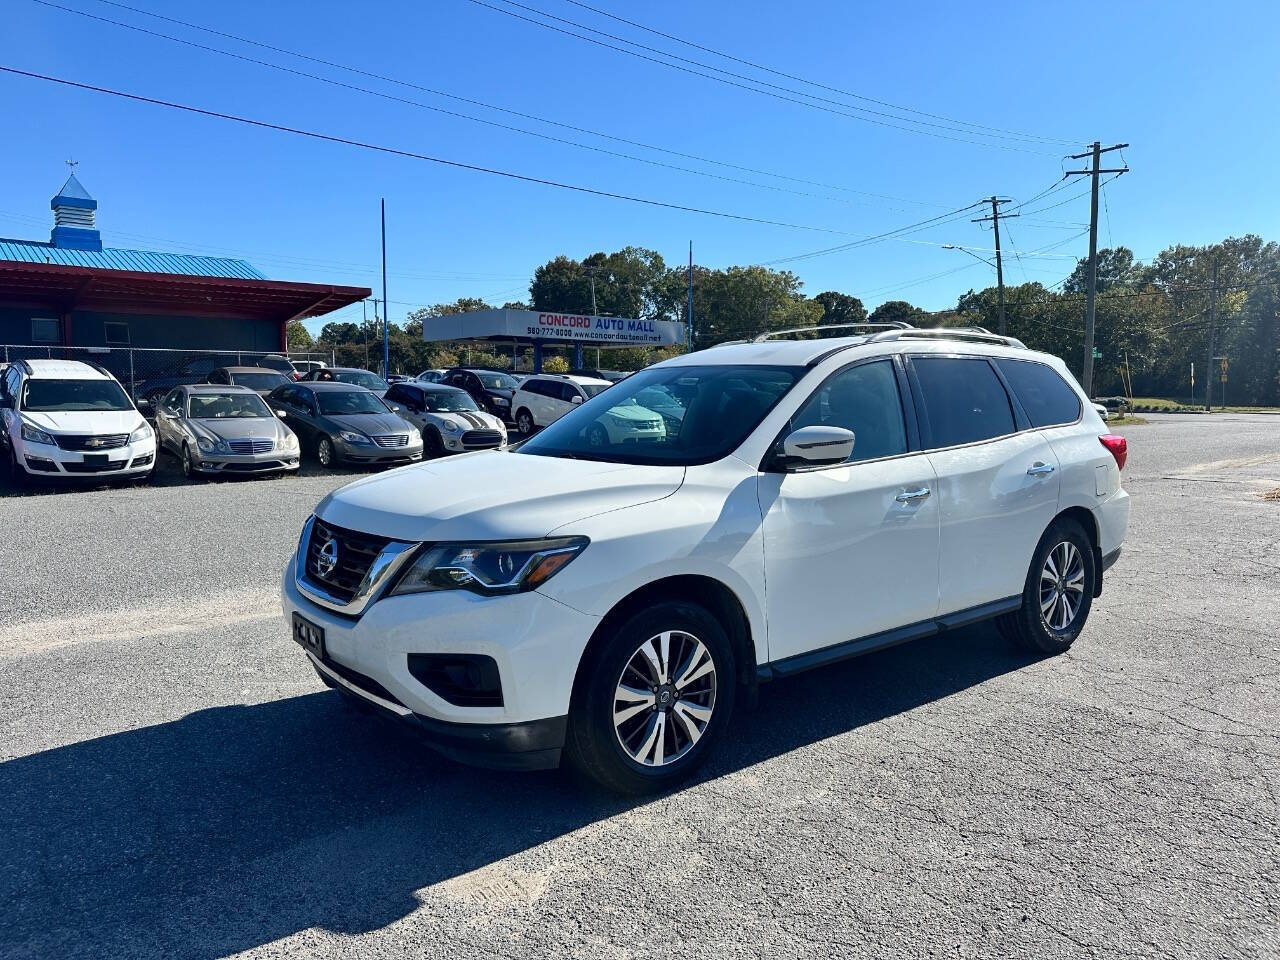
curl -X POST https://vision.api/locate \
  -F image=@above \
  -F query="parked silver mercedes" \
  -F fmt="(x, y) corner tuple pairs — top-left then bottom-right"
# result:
(266, 381), (423, 468)
(154, 384), (301, 479)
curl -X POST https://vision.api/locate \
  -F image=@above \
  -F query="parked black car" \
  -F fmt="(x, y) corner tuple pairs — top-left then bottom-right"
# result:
(132, 355), (232, 409)
(206, 366), (292, 399)
(440, 367), (520, 422)
(300, 366), (389, 393)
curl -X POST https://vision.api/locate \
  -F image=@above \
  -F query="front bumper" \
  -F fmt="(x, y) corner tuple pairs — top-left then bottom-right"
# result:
(281, 554), (599, 768)
(335, 439), (425, 465)
(18, 438), (155, 477)
(193, 449), (301, 474)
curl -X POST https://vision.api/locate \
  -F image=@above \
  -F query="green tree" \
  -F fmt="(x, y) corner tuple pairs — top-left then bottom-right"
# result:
(286, 320), (315, 351)
(813, 291), (868, 336)
(689, 265), (820, 348)
(868, 300), (928, 326)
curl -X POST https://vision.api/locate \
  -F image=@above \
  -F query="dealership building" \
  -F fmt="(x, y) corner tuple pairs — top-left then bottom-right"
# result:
(422, 307), (687, 372)
(0, 173), (368, 356)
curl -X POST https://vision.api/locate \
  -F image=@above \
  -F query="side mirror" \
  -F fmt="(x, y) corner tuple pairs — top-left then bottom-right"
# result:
(777, 425), (855, 468)
(570, 395), (584, 405)
(274, 408), (287, 418)
(388, 403), (404, 414)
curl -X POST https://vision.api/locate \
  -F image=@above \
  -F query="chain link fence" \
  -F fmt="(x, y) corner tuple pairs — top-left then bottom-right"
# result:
(1, 344), (334, 408)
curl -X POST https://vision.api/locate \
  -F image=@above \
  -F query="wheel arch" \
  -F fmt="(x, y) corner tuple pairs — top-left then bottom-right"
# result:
(570, 574), (757, 707)
(1051, 505), (1103, 597)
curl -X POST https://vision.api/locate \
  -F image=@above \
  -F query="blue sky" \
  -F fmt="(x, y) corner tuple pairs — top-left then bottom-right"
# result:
(4, 0), (1279, 334)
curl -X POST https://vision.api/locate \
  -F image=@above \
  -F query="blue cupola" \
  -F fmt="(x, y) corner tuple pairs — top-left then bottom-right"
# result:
(50, 173), (102, 252)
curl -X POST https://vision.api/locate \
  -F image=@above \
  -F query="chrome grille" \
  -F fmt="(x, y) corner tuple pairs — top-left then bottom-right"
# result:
(54, 433), (129, 451)
(228, 437), (274, 455)
(304, 518), (393, 603)
(372, 434), (409, 448)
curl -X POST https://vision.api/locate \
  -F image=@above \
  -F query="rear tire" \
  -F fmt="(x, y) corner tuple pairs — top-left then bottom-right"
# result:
(1004, 519), (1095, 655)
(564, 601), (735, 795)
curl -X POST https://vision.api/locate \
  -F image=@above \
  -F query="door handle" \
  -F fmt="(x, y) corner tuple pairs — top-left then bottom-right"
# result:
(1027, 462), (1056, 477)
(895, 487), (931, 503)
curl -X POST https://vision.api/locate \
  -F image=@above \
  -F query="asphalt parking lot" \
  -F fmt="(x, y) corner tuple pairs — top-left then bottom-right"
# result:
(1, 415), (1277, 959)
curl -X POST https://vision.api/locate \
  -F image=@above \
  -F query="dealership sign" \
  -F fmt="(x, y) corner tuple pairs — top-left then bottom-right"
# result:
(421, 308), (686, 347)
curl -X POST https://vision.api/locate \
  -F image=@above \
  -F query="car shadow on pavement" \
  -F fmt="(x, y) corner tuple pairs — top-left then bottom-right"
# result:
(1, 625), (1038, 958)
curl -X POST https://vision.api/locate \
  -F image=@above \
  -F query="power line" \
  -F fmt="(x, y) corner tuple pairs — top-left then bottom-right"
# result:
(560, 0), (1078, 146)
(32, 0), (920, 213)
(758, 203), (985, 267)
(460, 0), (1061, 155)
(74, 0), (949, 210)
(0, 65), (888, 237)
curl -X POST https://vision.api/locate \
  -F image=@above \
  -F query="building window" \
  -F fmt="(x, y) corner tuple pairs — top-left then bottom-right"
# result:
(31, 318), (61, 343)
(104, 321), (131, 346)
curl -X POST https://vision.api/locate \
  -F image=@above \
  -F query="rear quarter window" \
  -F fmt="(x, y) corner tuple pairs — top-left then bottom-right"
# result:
(994, 358), (1082, 428)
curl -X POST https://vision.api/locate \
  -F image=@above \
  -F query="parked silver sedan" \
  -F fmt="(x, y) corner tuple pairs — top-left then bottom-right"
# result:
(154, 384), (301, 479)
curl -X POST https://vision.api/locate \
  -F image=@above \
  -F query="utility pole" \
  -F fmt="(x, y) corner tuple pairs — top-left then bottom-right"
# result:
(1065, 142), (1129, 396)
(362, 298), (369, 370)
(1205, 260), (1219, 411)
(687, 241), (694, 352)
(380, 198), (389, 380)
(970, 197), (1016, 335)
(582, 263), (598, 371)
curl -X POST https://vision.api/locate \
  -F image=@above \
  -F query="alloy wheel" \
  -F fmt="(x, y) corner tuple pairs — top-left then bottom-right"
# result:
(1040, 541), (1086, 632)
(518, 411), (533, 435)
(613, 630), (716, 768)
(318, 438), (333, 467)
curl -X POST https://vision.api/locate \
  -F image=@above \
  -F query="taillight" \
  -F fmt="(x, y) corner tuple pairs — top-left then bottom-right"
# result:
(1099, 434), (1127, 471)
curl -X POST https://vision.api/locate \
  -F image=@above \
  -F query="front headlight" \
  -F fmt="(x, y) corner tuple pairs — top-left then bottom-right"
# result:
(128, 423), (153, 444)
(197, 436), (215, 452)
(20, 422), (55, 445)
(492, 396), (510, 406)
(390, 537), (588, 597)
(339, 431), (371, 444)
(443, 421), (460, 433)
(283, 432), (299, 451)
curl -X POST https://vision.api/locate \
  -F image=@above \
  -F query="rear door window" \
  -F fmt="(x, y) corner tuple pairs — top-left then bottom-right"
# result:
(912, 356), (1016, 448)
(994, 358), (1081, 428)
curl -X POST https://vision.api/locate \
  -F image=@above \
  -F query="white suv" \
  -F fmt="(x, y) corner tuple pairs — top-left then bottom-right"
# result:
(0, 359), (156, 481)
(512, 374), (612, 435)
(282, 327), (1129, 792)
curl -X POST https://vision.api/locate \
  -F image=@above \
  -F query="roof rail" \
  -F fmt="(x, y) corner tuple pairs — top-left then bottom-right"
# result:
(752, 320), (912, 343)
(867, 328), (1027, 349)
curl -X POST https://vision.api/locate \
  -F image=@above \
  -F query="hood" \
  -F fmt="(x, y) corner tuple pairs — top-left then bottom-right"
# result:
(433, 410), (504, 432)
(23, 409), (144, 435)
(192, 417), (288, 443)
(323, 412), (414, 437)
(316, 452), (685, 542)
(607, 403), (662, 424)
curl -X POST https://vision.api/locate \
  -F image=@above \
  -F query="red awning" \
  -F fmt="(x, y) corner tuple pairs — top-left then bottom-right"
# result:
(0, 260), (369, 323)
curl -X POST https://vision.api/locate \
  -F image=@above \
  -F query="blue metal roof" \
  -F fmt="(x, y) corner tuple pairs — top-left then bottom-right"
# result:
(0, 238), (267, 280)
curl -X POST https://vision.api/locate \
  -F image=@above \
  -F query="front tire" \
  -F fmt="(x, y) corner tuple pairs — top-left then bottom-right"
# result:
(181, 443), (202, 482)
(316, 436), (336, 467)
(564, 601), (736, 794)
(516, 408), (535, 436)
(423, 428), (444, 459)
(1000, 519), (1095, 655)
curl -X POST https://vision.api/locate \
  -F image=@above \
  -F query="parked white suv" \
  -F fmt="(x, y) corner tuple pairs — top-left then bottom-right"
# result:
(0, 359), (155, 481)
(512, 374), (612, 435)
(282, 327), (1129, 792)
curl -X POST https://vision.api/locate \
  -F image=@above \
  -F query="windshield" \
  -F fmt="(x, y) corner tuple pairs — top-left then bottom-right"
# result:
(330, 370), (389, 391)
(581, 383), (609, 398)
(475, 372), (518, 390)
(317, 390), (389, 416)
(22, 378), (133, 412)
(231, 372), (289, 391)
(423, 391), (479, 412)
(517, 364), (801, 466)
(189, 392), (271, 419)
